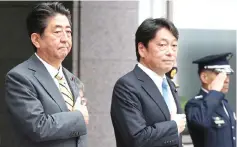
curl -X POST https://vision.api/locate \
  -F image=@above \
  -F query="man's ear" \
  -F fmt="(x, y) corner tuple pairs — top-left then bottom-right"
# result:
(31, 33), (41, 49)
(138, 42), (147, 59)
(200, 72), (209, 84)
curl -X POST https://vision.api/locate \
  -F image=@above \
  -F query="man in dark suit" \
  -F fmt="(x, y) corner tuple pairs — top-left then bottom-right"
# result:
(185, 52), (236, 147)
(5, 2), (88, 147)
(110, 18), (186, 147)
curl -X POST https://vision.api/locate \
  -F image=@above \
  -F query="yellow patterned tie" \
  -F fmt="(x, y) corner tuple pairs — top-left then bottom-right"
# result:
(55, 72), (74, 111)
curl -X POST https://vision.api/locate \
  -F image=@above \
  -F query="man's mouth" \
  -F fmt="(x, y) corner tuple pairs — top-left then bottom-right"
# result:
(163, 60), (174, 63)
(59, 47), (68, 50)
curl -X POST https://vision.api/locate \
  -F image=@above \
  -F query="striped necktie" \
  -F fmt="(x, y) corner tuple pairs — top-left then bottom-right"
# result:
(55, 72), (74, 111)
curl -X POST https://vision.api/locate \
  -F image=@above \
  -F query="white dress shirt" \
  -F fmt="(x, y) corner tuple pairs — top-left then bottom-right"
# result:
(138, 63), (177, 114)
(35, 53), (72, 94)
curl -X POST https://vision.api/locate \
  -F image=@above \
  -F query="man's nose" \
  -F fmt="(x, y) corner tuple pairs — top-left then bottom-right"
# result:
(60, 31), (70, 41)
(166, 45), (175, 56)
(225, 75), (230, 83)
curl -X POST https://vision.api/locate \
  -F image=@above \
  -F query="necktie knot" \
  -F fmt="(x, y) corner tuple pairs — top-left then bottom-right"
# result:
(55, 71), (63, 81)
(162, 78), (168, 89)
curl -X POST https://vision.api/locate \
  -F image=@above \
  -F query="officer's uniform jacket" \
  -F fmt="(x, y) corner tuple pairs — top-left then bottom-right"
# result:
(185, 89), (236, 147)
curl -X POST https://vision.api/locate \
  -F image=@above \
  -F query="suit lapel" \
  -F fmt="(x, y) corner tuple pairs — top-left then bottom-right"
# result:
(134, 65), (170, 120)
(167, 78), (182, 113)
(28, 54), (68, 111)
(63, 68), (79, 103)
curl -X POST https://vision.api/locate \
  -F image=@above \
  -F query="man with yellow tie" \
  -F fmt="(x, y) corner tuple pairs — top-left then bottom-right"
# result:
(4, 2), (88, 147)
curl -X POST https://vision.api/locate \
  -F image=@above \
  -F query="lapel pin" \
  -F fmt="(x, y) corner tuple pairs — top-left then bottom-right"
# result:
(213, 117), (225, 127)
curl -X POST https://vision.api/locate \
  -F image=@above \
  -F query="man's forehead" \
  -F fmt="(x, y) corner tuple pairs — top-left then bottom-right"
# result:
(154, 27), (178, 41)
(47, 14), (71, 28)
(159, 38), (177, 42)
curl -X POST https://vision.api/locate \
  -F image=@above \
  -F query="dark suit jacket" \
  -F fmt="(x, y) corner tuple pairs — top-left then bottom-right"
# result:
(110, 65), (183, 147)
(5, 54), (87, 147)
(185, 89), (236, 147)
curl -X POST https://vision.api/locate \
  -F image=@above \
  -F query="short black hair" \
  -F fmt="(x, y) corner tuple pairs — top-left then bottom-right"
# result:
(26, 2), (72, 52)
(198, 68), (205, 76)
(135, 18), (179, 61)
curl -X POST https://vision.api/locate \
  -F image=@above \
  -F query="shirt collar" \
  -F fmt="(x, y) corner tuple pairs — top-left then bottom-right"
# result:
(201, 87), (209, 93)
(137, 63), (166, 84)
(35, 53), (63, 79)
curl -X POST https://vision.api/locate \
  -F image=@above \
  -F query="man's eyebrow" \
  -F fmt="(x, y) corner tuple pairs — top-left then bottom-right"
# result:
(54, 25), (71, 29)
(159, 38), (177, 42)
(160, 38), (168, 42)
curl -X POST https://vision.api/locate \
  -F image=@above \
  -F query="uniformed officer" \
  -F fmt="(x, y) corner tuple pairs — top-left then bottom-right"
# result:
(185, 52), (236, 147)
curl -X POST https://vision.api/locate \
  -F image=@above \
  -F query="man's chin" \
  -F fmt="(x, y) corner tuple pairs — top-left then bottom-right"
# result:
(221, 88), (229, 94)
(60, 51), (69, 57)
(165, 67), (173, 72)
(55, 54), (68, 61)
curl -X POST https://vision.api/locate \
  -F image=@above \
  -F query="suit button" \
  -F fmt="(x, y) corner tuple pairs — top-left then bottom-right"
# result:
(233, 137), (236, 140)
(232, 126), (235, 129)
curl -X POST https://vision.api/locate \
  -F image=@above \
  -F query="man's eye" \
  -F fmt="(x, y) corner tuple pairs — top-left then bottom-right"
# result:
(158, 43), (166, 47)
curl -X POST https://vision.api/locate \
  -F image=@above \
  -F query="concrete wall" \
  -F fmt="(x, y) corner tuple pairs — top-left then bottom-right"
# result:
(79, 1), (138, 147)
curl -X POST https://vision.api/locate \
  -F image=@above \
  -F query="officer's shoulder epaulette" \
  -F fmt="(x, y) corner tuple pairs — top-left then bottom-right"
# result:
(194, 95), (203, 99)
